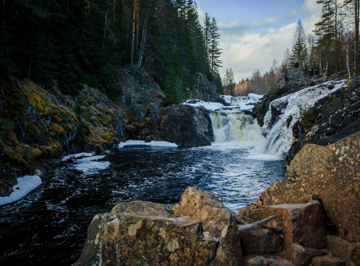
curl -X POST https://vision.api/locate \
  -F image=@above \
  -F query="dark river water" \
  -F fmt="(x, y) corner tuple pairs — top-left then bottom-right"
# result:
(0, 144), (284, 266)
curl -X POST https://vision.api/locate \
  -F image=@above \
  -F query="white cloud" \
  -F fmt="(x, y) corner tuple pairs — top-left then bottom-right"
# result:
(218, 19), (243, 29)
(288, 9), (297, 18)
(219, 23), (297, 81)
(251, 16), (279, 27)
(301, 0), (322, 14)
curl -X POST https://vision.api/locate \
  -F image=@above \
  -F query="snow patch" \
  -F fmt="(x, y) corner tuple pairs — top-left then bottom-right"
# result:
(0, 175), (42, 206)
(62, 152), (93, 162)
(119, 140), (178, 148)
(182, 100), (224, 111)
(74, 155), (110, 176)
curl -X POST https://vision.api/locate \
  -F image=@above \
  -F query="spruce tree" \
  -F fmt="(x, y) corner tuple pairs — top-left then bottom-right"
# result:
(290, 20), (308, 69)
(209, 17), (222, 76)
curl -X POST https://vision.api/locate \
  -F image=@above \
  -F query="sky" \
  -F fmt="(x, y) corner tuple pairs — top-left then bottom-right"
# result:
(195, 0), (323, 82)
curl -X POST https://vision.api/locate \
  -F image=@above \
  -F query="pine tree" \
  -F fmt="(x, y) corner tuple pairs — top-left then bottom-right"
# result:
(209, 17), (222, 76)
(290, 20), (308, 69)
(314, 0), (341, 73)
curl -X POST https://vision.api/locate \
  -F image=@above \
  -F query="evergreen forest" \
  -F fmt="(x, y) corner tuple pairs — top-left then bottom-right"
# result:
(0, 0), (223, 104)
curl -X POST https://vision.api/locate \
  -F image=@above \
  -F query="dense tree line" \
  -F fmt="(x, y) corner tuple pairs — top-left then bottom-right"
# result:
(234, 1), (359, 96)
(234, 60), (282, 96)
(283, 0), (360, 78)
(0, 0), (223, 104)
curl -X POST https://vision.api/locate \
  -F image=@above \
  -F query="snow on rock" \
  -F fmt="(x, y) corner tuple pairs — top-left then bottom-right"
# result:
(248, 93), (263, 102)
(119, 140), (178, 148)
(262, 80), (346, 155)
(220, 95), (234, 105)
(0, 175), (42, 206)
(182, 100), (224, 111)
(62, 152), (94, 162)
(74, 155), (110, 176)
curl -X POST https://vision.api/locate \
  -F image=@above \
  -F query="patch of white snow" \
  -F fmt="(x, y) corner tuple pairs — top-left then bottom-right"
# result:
(0, 175), (42, 206)
(119, 140), (178, 148)
(62, 152), (94, 162)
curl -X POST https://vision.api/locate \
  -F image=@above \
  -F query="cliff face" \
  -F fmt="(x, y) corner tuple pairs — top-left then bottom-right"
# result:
(0, 74), (165, 196)
(0, 70), (221, 197)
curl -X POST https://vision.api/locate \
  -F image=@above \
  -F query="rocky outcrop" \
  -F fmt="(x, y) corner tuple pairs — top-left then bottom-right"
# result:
(238, 132), (360, 265)
(163, 105), (214, 148)
(0, 72), (165, 196)
(288, 78), (360, 163)
(74, 186), (244, 266)
(253, 69), (317, 127)
(76, 185), (348, 266)
(246, 132), (360, 242)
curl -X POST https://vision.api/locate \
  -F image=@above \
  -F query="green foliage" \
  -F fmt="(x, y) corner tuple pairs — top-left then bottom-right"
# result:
(346, 77), (355, 87)
(1, 0), (220, 103)
(267, 85), (277, 94)
(330, 95), (342, 108)
(290, 20), (308, 69)
(299, 106), (316, 131)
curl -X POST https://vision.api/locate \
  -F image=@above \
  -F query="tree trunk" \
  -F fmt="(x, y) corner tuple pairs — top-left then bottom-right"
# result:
(113, 0), (116, 22)
(136, 12), (149, 70)
(102, 10), (109, 53)
(130, 0), (137, 67)
(355, 0), (359, 75)
(136, 2), (139, 54)
(2, 0), (5, 26)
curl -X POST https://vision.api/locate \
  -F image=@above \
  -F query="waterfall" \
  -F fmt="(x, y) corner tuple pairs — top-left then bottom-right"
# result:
(210, 109), (264, 147)
(262, 80), (346, 155)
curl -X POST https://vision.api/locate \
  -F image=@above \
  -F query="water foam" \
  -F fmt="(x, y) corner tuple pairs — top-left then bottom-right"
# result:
(262, 80), (346, 155)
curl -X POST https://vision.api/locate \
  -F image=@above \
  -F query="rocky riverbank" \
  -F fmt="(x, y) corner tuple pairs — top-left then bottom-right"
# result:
(74, 132), (360, 266)
(0, 71), (221, 197)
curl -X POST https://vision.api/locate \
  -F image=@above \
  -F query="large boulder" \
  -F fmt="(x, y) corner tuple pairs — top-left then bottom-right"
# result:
(244, 132), (360, 243)
(163, 105), (214, 148)
(74, 187), (244, 266)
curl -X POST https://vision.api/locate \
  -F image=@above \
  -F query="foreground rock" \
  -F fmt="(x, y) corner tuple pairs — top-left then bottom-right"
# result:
(239, 132), (360, 265)
(74, 187), (244, 266)
(246, 132), (360, 242)
(163, 105), (214, 148)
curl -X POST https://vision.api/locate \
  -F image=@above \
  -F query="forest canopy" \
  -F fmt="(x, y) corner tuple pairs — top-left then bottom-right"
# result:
(0, 0), (223, 103)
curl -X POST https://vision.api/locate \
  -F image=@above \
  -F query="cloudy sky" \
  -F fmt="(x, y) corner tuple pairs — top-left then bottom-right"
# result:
(195, 0), (322, 82)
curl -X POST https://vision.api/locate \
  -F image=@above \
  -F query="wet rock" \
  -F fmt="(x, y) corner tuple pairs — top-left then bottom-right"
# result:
(312, 255), (346, 266)
(238, 223), (283, 255)
(75, 187), (244, 265)
(327, 235), (360, 266)
(247, 132), (360, 242)
(163, 105), (214, 148)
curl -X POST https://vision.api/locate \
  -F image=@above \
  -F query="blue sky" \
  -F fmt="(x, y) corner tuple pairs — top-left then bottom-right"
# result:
(195, 0), (322, 82)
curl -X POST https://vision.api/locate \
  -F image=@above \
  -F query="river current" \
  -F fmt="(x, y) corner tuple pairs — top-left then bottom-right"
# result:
(0, 105), (287, 266)
(0, 143), (284, 265)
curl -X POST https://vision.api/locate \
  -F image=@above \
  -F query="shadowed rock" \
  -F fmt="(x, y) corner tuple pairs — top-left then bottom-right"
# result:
(163, 105), (214, 148)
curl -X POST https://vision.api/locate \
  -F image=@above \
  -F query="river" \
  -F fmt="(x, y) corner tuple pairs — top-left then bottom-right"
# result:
(0, 109), (285, 266)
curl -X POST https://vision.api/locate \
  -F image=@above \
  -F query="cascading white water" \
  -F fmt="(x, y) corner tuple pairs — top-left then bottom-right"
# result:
(210, 110), (264, 147)
(262, 80), (346, 155)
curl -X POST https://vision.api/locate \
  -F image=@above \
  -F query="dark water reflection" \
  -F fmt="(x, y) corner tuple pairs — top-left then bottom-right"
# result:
(0, 145), (284, 266)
